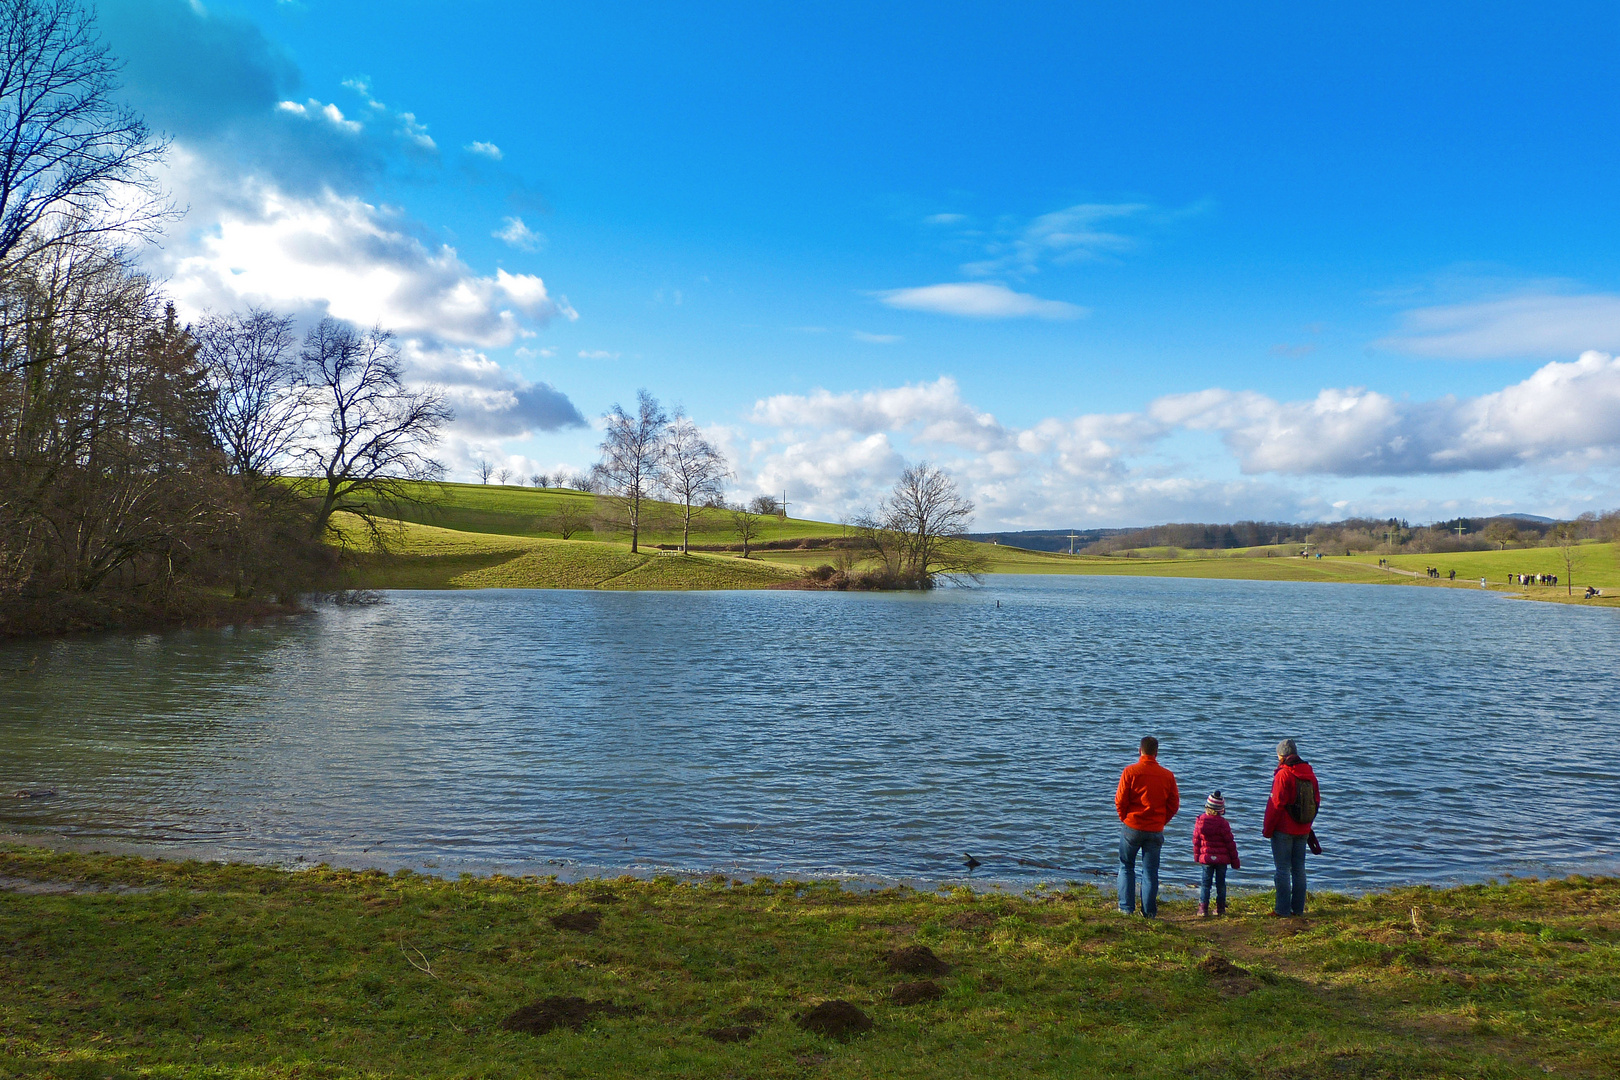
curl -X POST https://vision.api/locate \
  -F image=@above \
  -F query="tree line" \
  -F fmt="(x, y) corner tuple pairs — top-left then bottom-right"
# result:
(1082, 513), (1620, 557)
(0, 1), (452, 634)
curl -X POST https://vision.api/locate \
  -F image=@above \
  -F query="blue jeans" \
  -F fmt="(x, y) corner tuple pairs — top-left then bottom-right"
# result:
(1118, 827), (1164, 917)
(1199, 863), (1228, 909)
(1271, 833), (1309, 915)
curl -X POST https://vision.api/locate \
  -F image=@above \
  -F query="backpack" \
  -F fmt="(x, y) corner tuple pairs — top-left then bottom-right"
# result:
(1286, 769), (1318, 825)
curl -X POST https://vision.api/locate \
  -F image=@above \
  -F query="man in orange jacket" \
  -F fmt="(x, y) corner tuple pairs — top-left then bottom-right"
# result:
(1115, 735), (1180, 918)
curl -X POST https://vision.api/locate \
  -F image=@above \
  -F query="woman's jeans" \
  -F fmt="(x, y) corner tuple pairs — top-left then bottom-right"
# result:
(1271, 832), (1309, 915)
(1199, 863), (1228, 909)
(1118, 827), (1164, 917)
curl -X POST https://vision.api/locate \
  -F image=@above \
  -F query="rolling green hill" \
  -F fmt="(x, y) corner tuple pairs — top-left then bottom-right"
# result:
(339, 486), (1619, 605)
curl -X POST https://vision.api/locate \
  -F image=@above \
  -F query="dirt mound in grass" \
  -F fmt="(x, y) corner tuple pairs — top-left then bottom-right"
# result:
(702, 1024), (757, 1043)
(1198, 954), (1245, 978)
(548, 910), (602, 933)
(732, 1005), (772, 1024)
(500, 996), (633, 1035)
(1198, 953), (1259, 996)
(945, 911), (997, 931)
(890, 979), (945, 1005)
(797, 1000), (873, 1040)
(886, 944), (951, 975)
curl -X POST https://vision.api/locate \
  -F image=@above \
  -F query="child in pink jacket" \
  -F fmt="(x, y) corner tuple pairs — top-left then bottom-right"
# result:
(1193, 791), (1241, 916)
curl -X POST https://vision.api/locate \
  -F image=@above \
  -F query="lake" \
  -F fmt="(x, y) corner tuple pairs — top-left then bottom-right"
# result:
(3, 576), (1617, 891)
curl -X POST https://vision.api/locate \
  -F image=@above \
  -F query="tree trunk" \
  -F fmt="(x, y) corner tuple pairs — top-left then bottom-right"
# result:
(682, 500), (691, 553)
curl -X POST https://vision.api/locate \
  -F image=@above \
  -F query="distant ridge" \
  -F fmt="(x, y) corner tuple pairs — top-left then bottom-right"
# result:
(965, 528), (1131, 553)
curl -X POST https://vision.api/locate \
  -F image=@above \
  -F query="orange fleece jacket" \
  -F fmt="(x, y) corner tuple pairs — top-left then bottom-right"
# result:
(1115, 754), (1180, 832)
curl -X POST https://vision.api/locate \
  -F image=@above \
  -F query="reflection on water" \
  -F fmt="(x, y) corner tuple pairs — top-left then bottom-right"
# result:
(3, 577), (1618, 889)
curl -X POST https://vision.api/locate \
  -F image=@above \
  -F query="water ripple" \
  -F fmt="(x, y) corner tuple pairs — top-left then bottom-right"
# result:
(2, 576), (1618, 889)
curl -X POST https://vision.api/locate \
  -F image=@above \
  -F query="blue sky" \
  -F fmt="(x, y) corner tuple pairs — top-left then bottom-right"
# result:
(104, 1), (1620, 528)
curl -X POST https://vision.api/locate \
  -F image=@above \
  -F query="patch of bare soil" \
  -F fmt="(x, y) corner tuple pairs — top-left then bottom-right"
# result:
(886, 944), (951, 975)
(499, 996), (634, 1035)
(731, 1006), (772, 1024)
(0, 875), (153, 896)
(548, 910), (602, 933)
(702, 1024), (756, 1043)
(945, 911), (997, 931)
(1198, 953), (1260, 997)
(797, 1000), (873, 1040)
(585, 891), (621, 904)
(890, 980), (945, 1005)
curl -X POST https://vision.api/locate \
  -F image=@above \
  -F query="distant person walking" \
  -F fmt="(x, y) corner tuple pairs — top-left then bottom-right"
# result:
(1115, 735), (1180, 918)
(1262, 738), (1321, 917)
(1192, 791), (1241, 917)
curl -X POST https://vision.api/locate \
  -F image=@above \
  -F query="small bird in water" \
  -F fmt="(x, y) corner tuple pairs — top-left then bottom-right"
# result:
(962, 853), (982, 872)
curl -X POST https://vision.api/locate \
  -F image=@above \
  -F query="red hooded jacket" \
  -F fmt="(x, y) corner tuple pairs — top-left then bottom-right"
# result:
(1263, 757), (1320, 838)
(1192, 813), (1241, 868)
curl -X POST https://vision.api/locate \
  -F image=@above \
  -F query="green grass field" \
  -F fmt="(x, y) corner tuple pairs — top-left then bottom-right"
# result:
(1, 845), (1615, 1079)
(340, 518), (798, 591)
(338, 485), (1620, 605)
(364, 482), (846, 547)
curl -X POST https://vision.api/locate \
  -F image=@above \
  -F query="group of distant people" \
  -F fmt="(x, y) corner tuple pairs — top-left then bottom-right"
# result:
(1510, 573), (1557, 586)
(1114, 736), (1320, 919)
(1423, 566), (1456, 580)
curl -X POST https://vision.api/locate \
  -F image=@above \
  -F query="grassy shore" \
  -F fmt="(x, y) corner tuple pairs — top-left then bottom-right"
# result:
(0, 846), (1614, 1079)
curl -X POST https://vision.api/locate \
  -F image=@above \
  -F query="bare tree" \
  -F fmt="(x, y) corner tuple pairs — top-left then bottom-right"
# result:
(194, 308), (305, 490)
(729, 502), (764, 558)
(1551, 521), (1583, 597)
(0, 0), (170, 267)
(875, 461), (984, 587)
(294, 319), (452, 543)
(476, 458), (493, 484)
(548, 498), (588, 540)
(749, 493), (781, 516)
(529, 472), (548, 489)
(564, 472), (593, 493)
(661, 411), (728, 552)
(1483, 520), (1518, 550)
(592, 389), (667, 553)
(496, 466), (512, 485)
(0, 241), (228, 602)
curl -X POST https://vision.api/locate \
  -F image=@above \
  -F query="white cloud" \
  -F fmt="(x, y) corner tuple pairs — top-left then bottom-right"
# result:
(465, 140), (503, 159)
(404, 342), (586, 438)
(164, 181), (577, 348)
(275, 98), (361, 134)
(1161, 350), (1620, 476)
(493, 215), (544, 251)
(962, 202), (1147, 277)
(852, 330), (901, 343)
(736, 355), (1620, 528)
(1378, 292), (1620, 359)
(578, 349), (620, 360)
(876, 282), (1086, 320)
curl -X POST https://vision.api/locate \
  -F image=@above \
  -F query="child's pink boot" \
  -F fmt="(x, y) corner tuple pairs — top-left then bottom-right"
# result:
(1197, 902), (1209, 918)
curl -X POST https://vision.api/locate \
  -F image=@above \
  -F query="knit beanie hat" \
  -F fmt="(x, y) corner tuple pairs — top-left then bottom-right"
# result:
(1205, 791), (1226, 815)
(1277, 738), (1298, 759)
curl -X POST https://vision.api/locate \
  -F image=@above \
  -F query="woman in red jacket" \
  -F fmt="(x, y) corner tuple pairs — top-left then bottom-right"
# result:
(1192, 791), (1241, 916)
(1262, 738), (1321, 917)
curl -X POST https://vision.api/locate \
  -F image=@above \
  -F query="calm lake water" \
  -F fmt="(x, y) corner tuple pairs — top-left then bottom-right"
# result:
(3, 577), (1618, 891)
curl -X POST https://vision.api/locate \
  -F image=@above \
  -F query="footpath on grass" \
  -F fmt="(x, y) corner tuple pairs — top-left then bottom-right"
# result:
(1, 845), (1615, 1079)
